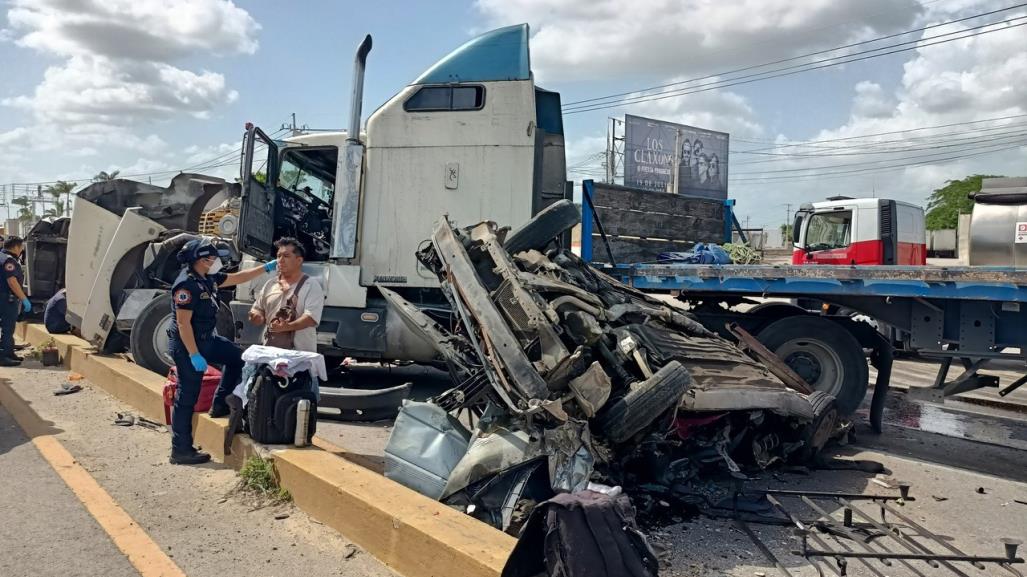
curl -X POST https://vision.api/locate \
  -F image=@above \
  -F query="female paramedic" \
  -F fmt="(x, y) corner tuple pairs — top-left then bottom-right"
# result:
(168, 238), (276, 465)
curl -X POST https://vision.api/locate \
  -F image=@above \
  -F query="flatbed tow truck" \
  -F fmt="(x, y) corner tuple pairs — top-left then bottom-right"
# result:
(580, 179), (1027, 432)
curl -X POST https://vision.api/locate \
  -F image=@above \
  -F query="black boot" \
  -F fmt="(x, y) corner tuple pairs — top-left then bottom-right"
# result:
(0, 357), (21, 367)
(208, 400), (230, 418)
(169, 448), (211, 465)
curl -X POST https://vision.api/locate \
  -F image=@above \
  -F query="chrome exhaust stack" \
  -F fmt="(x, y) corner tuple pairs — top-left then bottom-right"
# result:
(332, 34), (372, 260)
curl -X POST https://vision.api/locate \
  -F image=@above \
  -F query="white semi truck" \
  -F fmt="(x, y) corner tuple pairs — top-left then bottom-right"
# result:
(64, 24), (570, 375)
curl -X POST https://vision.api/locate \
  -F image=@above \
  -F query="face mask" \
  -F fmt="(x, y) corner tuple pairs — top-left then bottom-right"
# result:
(208, 257), (224, 275)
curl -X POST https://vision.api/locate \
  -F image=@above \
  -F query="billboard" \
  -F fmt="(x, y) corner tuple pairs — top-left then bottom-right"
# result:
(623, 114), (729, 200)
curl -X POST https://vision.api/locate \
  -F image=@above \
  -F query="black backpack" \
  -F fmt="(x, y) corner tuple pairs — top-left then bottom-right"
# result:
(245, 366), (317, 445)
(503, 491), (660, 577)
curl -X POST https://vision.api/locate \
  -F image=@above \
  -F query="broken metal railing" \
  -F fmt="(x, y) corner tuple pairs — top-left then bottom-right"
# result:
(734, 484), (1024, 577)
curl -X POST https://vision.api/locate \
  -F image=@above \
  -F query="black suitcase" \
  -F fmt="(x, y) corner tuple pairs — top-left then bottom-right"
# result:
(246, 366), (317, 444)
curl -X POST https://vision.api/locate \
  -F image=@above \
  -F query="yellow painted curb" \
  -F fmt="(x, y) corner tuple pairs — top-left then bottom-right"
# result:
(14, 322), (516, 577)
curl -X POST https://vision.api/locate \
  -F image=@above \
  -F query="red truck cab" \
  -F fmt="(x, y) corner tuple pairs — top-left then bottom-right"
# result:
(792, 197), (926, 265)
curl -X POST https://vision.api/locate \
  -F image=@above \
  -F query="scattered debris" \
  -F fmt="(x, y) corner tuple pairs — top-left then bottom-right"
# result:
(112, 412), (165, 431)
(68, 373), (84, 381)
(274, 513), (290, 520)
(977, 487), (988, 495)
(53, 383), (82, 396)
(932, 495), (949, 502)
(343, 544), (358, 559)
(383, 204), (846, 533)
(1014, 499), (1027, 507)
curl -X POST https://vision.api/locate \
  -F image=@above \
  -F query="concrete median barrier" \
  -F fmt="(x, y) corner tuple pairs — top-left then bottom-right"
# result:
(12, 322), (516, 577)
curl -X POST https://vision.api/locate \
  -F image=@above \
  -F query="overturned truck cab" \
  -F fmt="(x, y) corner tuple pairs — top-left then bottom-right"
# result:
(64, 173), (240, 373)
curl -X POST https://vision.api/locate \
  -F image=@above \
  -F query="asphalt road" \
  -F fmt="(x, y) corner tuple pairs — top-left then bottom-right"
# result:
(0, 364), (396, 577)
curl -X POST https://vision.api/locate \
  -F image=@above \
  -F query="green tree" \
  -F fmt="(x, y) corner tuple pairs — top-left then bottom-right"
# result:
(11, 197), (37, 226)
(92, 170), (120, 182)
(780, 223), (793, 245)
(925, 174), (1001, 230)
(43, 180), (75, 217)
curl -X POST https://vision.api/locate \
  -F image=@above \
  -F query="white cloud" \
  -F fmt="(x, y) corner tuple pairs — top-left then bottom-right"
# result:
(850, 81), (893, 119)
(0, 0), (258, 185)
(6, 0), (258, 60)
(3, 55), (238, 124)
(729, 13), (1027, 229)
(477, 0), (923, 81)
(627, 80), (765, 138)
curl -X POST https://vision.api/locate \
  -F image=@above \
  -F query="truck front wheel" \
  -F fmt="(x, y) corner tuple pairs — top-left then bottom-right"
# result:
(129, 294), (236, 376)
(130, 294), (176, 375)
(757, 316), (868, 415)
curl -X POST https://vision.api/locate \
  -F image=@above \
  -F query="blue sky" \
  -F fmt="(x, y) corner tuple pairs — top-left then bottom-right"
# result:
(1, 0), (1025, 234)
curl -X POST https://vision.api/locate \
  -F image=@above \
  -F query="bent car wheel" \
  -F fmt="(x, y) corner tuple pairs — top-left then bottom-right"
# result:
(594, 360), (692, 444)
(503, 200), (581, 256)
(792, 390), (839, 463)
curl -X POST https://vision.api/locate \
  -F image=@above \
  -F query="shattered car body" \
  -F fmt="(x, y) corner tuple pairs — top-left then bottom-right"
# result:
(384, 201), (838, 530)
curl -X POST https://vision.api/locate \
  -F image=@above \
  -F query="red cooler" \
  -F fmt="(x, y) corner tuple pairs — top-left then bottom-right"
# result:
(162, 366), (223, 424)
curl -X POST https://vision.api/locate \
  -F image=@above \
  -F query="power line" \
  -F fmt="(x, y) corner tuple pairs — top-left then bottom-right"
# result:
(563, 14), (1027, 114)
(731, 132), (1027, 176)
(563, 1), (1022, 108)
(4, 125), (291, 188)
(731, 125), (1027, 165)
(729, 140), (1027, 183)
(732, 113), (1027, 153)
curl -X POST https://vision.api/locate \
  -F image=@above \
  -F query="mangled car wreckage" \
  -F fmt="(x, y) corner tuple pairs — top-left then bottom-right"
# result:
(384, 201), (840, 531)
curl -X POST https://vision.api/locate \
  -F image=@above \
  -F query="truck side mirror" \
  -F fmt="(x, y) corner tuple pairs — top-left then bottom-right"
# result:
(791, 213), (804, 246)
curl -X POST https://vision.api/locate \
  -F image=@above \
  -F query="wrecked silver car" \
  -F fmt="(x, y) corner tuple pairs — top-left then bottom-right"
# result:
(384, 201), (838, 531)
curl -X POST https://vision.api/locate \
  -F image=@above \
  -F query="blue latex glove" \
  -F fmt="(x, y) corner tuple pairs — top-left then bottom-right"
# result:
(189, 353), (208, 373)
(263, 260), (278, 273)
(21, 298), (31, 313)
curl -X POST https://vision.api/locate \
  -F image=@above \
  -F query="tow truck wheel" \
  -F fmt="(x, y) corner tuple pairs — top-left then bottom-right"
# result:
(757, 316), (868, 415)
(131, 294), (176, 375)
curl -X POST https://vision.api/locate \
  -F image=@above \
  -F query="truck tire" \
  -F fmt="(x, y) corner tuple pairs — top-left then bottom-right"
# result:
(757, 316), (868, 415)
(130, 294), (236, 376)
(130, 294), (176, 375)
(792, 391), (839, 463)
(594, 360), (692, 444)
(504, 200), (581, 256)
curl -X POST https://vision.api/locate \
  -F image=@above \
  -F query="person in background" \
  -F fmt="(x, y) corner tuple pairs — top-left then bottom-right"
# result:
(0, 236), (31, 366)
(167, 238), (275, 465)
(44, 288), (72, 334)
(249, 237), (324, 353)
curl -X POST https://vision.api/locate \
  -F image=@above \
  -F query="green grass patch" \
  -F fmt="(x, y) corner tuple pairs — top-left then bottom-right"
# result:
(238, 456), (292, 503)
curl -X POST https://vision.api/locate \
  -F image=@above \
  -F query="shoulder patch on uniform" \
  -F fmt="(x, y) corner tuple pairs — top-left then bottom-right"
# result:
(3, 262), (15, 272)
(173, 288), (192, 305)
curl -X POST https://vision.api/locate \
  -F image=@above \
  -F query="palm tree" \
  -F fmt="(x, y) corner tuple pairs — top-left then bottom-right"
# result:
(11, 197), (37, 226)
(92, 170), (121, 182)
(43, 180), (75, 217)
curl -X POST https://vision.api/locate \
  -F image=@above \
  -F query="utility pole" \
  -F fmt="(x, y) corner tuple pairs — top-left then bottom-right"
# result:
(670, 127), (682, 194)
(605, 118), (615, 184)
(784, 203), (792, 245)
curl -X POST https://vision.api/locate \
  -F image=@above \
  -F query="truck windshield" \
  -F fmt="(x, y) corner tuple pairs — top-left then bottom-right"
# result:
(805, 210), (852, 251)
(278, 147), (336, 204)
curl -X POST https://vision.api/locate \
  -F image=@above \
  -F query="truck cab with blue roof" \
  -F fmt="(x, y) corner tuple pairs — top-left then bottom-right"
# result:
(229, 24), (569, 364)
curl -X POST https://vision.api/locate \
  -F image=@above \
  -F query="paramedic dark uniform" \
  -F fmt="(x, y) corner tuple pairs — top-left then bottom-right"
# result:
(167, 268), (244, 453)
(0, 250), (25, 358)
